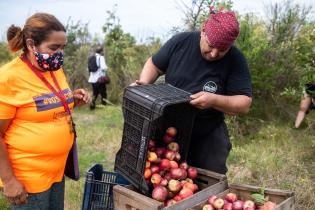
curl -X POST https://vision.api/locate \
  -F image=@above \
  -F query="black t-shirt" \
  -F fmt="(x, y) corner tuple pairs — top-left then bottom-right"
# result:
(152, 31), (252, 127)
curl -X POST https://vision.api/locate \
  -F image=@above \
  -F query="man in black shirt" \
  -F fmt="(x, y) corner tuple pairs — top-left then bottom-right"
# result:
(133, 10), (252, 174)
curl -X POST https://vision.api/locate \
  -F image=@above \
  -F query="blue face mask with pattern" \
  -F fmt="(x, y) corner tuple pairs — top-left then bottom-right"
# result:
(34, 50), (64, 71)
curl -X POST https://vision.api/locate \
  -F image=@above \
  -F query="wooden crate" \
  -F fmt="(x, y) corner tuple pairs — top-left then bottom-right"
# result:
(187, 184), (295, 210)
(113, 168), (228, 210)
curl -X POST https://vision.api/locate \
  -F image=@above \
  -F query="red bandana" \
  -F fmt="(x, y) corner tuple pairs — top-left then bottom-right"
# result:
(204, 11), (239, 50)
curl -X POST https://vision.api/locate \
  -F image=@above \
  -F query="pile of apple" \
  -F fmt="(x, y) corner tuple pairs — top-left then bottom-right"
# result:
(203, 193), (277, 210)
(144, 127), (199, 206)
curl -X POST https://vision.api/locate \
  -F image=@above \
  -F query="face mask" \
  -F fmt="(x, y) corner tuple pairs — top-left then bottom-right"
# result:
(34, 50), (64, 71)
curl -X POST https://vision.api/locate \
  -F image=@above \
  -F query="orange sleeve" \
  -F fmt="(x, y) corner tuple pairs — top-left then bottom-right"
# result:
(0, 76), (16, 119)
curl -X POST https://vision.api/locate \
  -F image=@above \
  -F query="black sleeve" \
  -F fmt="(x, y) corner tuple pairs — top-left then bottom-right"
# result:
(226, 47), (252, 97)
(152, 33), (185, 73)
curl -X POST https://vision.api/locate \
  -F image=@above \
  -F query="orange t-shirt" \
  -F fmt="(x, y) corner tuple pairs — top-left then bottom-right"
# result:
(0, 57), (74, 193)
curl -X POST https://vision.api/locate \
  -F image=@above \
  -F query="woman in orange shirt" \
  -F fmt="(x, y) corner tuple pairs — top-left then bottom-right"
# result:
(0, 13), (91, 209)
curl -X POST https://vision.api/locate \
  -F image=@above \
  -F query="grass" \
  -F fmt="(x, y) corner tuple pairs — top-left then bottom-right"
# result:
(1, 105), (315, 209)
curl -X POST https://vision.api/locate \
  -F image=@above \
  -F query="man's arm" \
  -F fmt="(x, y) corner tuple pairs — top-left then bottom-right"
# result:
(190, 92), (252, 115)
(133, 57), (164, 85)
(0, 119), (27, 205)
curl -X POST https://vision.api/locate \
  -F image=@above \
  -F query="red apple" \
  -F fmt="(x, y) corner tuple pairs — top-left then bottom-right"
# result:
(174, 152), (181, 162)
(160, 178), (168, 186)
(207, 195), (217, 205)
(166, 127), (177, 137)
(182, 181), (196, 192)
(169, 160), (178, 169)
(144, 168), (151, 179)
(223, 202), (233, 210)
(167, 142), (179, 152)
(202, 204), (215, 210)
(232, 200), (244, 210)
(148, 139), (156, 150)
(147, 152), (158, 162)
(170, 168), (187, 180)
(243, 200), (255, 209)
(244, 208), (255, 210)
(151, 173), (162, 185)
(164, 150), (176, 161)
(155, 147), (165, 157)
(179, 162), (189, 170)
(225, 192), (237, 203)
(150, 165), (160, 174)
(178, 188), (193, 200)
(213, 198), (225, 209)
(187, 167), (198, 179)
(173, 195), (182, 202)
(168, 179), (182, 193)
(152, 186), (168, 202)
(159, 159), (171, 171)
(163, 134), (173, 144)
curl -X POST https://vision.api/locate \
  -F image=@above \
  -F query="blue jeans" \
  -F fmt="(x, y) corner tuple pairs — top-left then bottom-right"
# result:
(11, 178), (65, 210)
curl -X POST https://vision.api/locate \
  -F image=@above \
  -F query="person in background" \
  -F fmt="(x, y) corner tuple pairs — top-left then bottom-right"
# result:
(88, 46), (108, 110)
(132, 8), (252, 174)
(0, 12), (91, 210)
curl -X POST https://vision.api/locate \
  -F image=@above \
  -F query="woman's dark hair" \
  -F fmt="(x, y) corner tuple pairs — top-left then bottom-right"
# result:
(7, 13), (66, 52)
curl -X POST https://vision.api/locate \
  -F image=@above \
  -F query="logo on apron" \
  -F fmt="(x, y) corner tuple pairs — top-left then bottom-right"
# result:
(203, 81), (217, 93)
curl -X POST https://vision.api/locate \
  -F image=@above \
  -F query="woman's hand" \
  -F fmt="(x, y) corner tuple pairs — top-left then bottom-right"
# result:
(73, 89), (91, 107)
(3, 177), (28, 205)
(130, 80), (148, 86)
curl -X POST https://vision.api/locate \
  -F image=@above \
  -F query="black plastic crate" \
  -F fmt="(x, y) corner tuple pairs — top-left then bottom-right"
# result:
(82, 164), (129, 210)
(114, 83), (196, 196)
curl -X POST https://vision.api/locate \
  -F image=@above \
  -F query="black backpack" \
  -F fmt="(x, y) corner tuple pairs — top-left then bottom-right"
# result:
(88, 55), (99, 72)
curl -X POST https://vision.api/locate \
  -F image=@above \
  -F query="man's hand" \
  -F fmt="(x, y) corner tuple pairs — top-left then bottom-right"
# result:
(3, 177), (28, 205)
(130, 80), (148, 86)
(190, 91), (215, 109)
(73, 89), (91, 107)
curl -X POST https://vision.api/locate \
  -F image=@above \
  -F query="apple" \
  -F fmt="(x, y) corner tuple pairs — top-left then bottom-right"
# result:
(173, 195), (182, 202)
(152, 186), (168, 202)
(164, 172), (172, 181)
(178, 188), (193, 200)
(165, 199), (177, 207)
(148, 139), (156, 150)
(213, 198), (225, 209)
(166, 127), (177, 137)
(159, 159), (171, 171)
(202, 204), (215, 210)
(187, 167), (198, 179)
(144, 168), (151, 179)
(170, 168), (187, 180)
(168, 179), (182, 192)
(160, 178), (168, 186)
(232, 200), (244, 210)
(260, 201), (277, 210)
(150, 165), (160, 174)
(182, 181), (196, 192)
(243, 200), (255, 209)
(207, 195), (217, 205)
(145, 161), (150, 169)
(155, 147), (165, 157)
(164, 150), (176, 161)
(174, 152), (181, 162)
(163, 134), (173, 144)
(244, 208), (255, 210)
(151, 173), (162, 185)
(147, 152), (158, 162)
(185, 178), (193, 183)
(167, 142), (180, 152)
(169, 160), (179, 169)
(225, 192), (237, 203)
(179, 162), (189, 170)
(223, 202), (233, 210)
